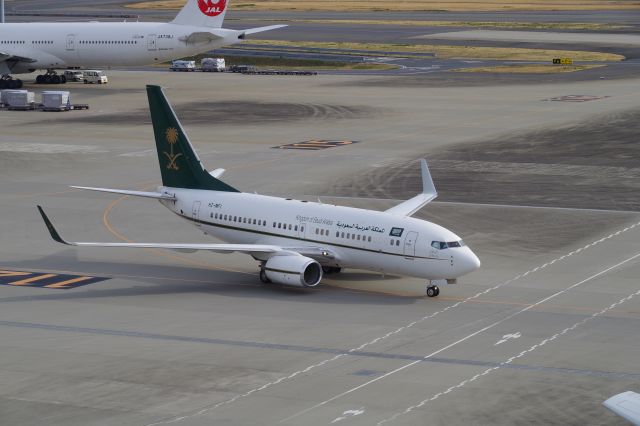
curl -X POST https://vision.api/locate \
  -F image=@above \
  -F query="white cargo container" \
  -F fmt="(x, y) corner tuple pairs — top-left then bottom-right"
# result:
(0, 89), (18, 106)
(170, 60), (196, 71)
(42, 91), (71, 111)
(201, 57), (225, 72)
(6, 90), (35, 110)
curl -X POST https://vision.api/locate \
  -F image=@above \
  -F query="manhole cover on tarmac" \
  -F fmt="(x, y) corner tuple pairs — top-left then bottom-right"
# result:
(544, 95), (611, 102)
(273, 140), (359, 150)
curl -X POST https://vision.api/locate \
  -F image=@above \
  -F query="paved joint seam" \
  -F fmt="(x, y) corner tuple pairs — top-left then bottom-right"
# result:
(146, 220), (640, 426)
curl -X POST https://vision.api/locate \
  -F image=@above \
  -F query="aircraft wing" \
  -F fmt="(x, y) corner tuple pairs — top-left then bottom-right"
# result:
(385, 159), (437, 217)
(0, 52), (37, 74)
(603, 391), (640, 425)
(37, 206), (338, 260)
(0, 52), (37, 63)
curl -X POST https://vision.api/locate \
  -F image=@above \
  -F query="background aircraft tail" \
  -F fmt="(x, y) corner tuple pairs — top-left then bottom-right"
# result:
(147, 85), (239, 192)
(171, 0), (228, 28)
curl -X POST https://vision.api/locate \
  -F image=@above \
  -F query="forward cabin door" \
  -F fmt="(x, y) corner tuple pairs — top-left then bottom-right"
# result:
(192, 201), (201, 227)
(403, 231), (418, 259)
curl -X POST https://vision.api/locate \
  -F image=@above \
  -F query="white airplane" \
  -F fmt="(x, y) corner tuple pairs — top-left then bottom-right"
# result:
(604, 391), (640, 425)
(37, 85), (481, 297)
(0, 0), (285, 88)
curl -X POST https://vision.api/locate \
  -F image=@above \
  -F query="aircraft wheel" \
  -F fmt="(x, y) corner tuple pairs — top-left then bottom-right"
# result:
(16, 79), (23, 89)
(7, 79), (17, 89)
(259, 268), (270, 284)
(52, 75), (61, 84)
(60, 75), (67, 84)
(426, 285), (439, 297)
(36, 75), (44, 84)
(44, 75), (53, 84)
(0, 80), (5, 89)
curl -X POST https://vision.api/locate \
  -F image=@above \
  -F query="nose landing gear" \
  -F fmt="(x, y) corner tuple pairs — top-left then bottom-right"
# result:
(426, 284), (440, 297)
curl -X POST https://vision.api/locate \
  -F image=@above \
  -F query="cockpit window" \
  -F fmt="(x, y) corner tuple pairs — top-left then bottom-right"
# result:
(432, 240), (465, 250)
(431, 241), (448, 250)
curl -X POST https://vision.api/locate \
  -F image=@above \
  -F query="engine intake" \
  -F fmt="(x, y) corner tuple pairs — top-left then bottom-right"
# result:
(264, 255), (322, 288)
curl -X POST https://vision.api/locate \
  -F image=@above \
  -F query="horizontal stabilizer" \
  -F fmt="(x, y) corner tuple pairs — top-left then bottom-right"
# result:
(71, 186), (176, 200)
(603, 391), (640, 425)
(241, 24), (288, 35)
(385, 159), (437, 217)
(209, 168), (225, 178)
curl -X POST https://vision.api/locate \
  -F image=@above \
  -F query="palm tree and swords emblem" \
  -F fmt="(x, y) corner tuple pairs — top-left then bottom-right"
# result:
(164, 127), (182, 170)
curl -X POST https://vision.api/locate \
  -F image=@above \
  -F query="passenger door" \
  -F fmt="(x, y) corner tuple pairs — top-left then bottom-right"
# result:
(147, 34), (157, 51)
(403, 231), (418, 259)
(66, 34), (75, 51)
(192, 201), (201, 227)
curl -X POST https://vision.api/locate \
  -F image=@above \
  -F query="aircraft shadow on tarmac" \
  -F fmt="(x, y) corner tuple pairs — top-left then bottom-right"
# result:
(0, 251), (417, 306)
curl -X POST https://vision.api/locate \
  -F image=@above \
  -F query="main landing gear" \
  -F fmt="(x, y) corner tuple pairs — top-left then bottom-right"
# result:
(259, 264), (271, 284)
(322, 266), (342, 274)
(426, 284), (440, 297)
(35, 71), (67, 85)
(0, 75), (23, 89)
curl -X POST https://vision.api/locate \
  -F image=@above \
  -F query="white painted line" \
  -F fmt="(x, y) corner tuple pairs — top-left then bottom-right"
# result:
(146, 221), (640, 426)
(331, 408), (364, 423)
(379, 280), (640, 424)
(494, 332), (521, 346)
(281, 250), (640, 423)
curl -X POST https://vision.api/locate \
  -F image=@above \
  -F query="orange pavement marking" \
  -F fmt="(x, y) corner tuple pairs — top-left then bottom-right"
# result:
(9, 274), (57, 286)
(45, 276), (94, 289)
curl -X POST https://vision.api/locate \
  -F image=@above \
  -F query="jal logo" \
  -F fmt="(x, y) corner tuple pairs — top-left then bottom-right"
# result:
(197, 0), (226, 16)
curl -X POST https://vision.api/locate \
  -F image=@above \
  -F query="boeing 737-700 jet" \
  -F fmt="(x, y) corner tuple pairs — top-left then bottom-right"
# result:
(38, 85), (480, 297)
(0, 0), (285, 88)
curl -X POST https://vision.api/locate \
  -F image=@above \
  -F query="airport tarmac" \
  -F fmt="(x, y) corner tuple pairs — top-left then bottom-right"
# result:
(1, 71), (639, 425)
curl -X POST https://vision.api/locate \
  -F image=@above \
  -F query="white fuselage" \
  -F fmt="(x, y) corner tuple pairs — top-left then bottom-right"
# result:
(161, 188), (481, 280)
(0, 22), (240, 73)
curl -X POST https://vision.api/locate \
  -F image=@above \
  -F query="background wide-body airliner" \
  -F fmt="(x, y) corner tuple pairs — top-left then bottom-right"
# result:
(0, 0), (285, 88)
(38, 85), (481, 297)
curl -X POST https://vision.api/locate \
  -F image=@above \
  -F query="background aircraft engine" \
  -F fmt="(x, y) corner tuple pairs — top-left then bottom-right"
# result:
(264, 255), (323, 287)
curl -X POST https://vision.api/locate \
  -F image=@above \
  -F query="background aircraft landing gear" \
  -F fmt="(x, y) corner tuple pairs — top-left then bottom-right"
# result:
(0, 76), (23, 89)
(426, 284), (440, 297)
(259, 264), (271, 284)
(35, 71), (67, 85)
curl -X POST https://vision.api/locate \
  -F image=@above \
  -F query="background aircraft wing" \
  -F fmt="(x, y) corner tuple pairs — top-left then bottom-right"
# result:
(385, 159), (438, 217)
(0, 52), (37, 63)
(603, 391), (640, 425)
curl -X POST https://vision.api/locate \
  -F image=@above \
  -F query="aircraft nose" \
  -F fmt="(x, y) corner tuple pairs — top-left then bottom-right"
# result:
(458, 247), (481, 275)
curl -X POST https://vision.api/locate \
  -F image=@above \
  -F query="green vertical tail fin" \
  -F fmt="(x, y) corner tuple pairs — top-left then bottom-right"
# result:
(146, 85), (239, 192)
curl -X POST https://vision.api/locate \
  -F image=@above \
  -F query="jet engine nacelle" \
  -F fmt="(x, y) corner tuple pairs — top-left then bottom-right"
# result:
(264, 255), (323, 288)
